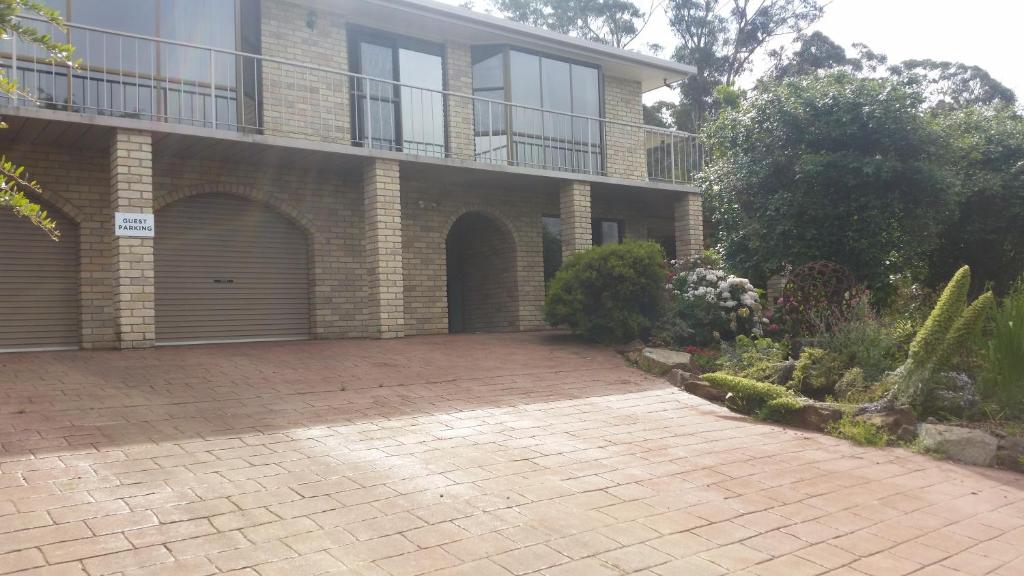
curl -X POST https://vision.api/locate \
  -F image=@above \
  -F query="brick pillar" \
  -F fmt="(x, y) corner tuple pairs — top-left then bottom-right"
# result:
(110, 129), (155, 349)
(675, 191), (704, 261)
(445, 40), (474, 160)
(559, 181), (592, 260)
(364, 158), (404, 339)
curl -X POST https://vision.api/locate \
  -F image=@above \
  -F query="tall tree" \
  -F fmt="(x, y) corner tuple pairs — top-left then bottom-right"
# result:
(891, 59), (1017, 110)
(0, 0), (73, 239)
(766, 31), (860, 79)
(700, 71), (955, 297)
(667, 0), (824, 130)
(488, 0), (657, 48)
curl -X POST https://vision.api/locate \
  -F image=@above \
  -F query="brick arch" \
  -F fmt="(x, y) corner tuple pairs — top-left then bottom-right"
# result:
(443, 206), (521, 333)
(155, 183), (317, 240)
(441, 205), (521, 250)
(24, 187), (85, 226)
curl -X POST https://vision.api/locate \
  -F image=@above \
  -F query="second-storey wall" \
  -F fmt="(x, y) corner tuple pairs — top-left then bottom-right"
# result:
(603, 76), (647, 181)
(261, 0), (350, 143)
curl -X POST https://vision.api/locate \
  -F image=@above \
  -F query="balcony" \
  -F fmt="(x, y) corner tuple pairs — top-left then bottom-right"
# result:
(0, 18), (701, 186)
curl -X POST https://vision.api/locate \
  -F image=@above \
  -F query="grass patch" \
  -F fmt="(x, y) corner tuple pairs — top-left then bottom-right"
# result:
(825, 415), (890, 447)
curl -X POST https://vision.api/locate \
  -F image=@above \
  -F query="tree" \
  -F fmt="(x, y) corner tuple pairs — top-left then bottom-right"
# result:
(700, 71), (956, 298)
(0, 0), (73, 239)
(666, 0), (824, 130)
(766, 31), (860, 79)
(488, 0), (658, 48)
(927, 104), (1024, 295)
(891, 59), (1017, 111)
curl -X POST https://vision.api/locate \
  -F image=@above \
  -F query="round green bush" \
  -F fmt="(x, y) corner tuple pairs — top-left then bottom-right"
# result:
(791, 347), (846, 396)
(544, 241), (667, 345)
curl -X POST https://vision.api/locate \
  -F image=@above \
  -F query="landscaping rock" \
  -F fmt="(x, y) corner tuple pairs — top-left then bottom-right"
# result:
(682, 379), (729, 403)
(665, 368), (694, 388)
(639, 348), (691, 375)
(857, 407), (917, 442)
(787, 402), (844, 432)
(617, 340), (646, 364)
(995, 437), (1024, 472)
(918, 423), (998, 467)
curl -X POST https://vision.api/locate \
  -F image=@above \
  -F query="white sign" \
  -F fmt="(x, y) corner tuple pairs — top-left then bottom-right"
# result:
(115, 212), (155, 237)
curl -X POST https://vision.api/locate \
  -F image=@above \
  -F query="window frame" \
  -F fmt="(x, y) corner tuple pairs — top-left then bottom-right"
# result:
(471, 44), (604, 171)
(348, 26), (447, 153)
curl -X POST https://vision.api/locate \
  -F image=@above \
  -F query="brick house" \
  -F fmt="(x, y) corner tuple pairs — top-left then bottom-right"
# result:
(0, 0), (702, 351)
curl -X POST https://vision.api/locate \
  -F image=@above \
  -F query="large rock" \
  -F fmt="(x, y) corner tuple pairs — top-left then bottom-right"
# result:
(788, 403), (844, 432)
(682, 379), (729, 403)
(616, 340), (646, 364)
(996, 437), (1024, 472)
(918, 423), (998, 467)
(857, 408), (917, 442)
(639, 348), (691, 375)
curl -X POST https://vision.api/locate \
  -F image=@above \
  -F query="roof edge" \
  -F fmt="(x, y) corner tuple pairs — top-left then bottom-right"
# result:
(364, 0), (696, 82)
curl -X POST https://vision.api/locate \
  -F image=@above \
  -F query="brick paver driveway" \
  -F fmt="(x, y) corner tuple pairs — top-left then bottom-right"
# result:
(1, 333), (1023, 576)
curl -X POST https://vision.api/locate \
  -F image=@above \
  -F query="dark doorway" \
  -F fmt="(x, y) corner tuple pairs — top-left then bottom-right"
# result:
(445, 212), (519, 333)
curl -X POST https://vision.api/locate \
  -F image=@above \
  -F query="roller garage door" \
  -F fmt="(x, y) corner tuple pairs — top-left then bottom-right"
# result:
(0, 205), (80, 351)
(155, 193), (311, 344)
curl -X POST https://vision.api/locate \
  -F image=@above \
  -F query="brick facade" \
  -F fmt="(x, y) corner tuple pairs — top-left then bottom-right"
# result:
(603, 76), (647, 180)
(559, 181), (592, 259)
(260, 0), (349, 143)
(445, 40), (475, 160)
(675, 191), (704, 261)
(109, 130), (156, 349)
(364, 159), (405, 338)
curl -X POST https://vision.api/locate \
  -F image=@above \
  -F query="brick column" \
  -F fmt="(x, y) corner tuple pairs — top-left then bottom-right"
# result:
(675, 191), (704, 261)
(110, 129), (155, 349)
(364, 158), (404, 338)
(559, 181), (592, 260)
(445, 40), (474, 160)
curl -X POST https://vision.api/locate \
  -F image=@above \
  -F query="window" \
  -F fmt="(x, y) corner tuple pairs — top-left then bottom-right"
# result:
(592, 219), (624, 246)
(542, 216), (562, 283)
(471, 47), (602, 173)
(349, 29), (445, 156)
(1, 0), (259, 128)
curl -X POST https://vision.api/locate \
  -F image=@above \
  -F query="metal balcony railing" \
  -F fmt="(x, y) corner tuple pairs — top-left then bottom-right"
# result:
(0, 17), (701, 185)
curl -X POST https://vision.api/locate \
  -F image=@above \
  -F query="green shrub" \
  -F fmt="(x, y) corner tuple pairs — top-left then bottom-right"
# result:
(717, 336), (790, 383)
(702, 372), (800, 415)
(544, 241), (666, 345)
(979, 282), (1024, 417)
(823, 315), (900, 382)
(791, 347), (845, 397)
(757, 397), (805, 422)
(826, 415), (890, 447)
(834, 367), (868, 401)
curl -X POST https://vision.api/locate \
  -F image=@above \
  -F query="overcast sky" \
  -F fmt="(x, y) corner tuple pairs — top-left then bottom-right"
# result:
(437, 0), (1024, 103)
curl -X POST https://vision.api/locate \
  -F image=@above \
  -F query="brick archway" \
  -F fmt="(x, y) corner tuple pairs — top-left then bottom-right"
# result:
(445, 209), (520, 333)
(155, 183), (317, 241)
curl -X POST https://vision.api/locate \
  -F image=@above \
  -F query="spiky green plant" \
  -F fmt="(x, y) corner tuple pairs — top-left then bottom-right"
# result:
(939, 291), (994, 366)
(906, 265), (970, 372)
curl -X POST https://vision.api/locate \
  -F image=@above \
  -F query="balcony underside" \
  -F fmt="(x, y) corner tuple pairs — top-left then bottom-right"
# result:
(0, 107), (697, 194)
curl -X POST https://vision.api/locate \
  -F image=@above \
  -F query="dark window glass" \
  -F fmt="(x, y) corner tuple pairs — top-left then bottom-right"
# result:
(542, 216), (563, 283)
(593, 219), (624, 246)
(350, 30), (445, 155)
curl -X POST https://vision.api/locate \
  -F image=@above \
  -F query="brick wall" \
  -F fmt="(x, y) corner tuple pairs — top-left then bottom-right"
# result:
(3, 144), (116, 349)
(559, 181), (592, 259)
(445, 41), (475, 160)
(603, 76), (647, 181)
(401, 178), (552, 336)
(674, 191), (704, 261)
(447, 212), (518, 332)
(153, 157), (369, 340)
(363, 159), (405, 338)
(109, 130), (156, 349)
(260, 0), (349, 143)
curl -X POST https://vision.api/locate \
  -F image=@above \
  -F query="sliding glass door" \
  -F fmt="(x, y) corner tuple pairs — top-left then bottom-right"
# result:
(350, 30), (445, 156)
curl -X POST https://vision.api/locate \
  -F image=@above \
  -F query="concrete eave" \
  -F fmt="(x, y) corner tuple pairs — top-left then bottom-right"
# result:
(319, 0), (695, 92)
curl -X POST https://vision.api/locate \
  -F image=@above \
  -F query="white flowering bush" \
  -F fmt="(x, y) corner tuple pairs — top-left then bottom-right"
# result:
(657, 255), (766, 345)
